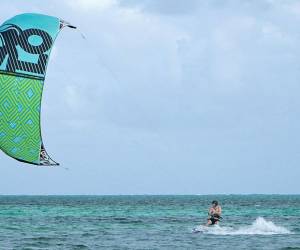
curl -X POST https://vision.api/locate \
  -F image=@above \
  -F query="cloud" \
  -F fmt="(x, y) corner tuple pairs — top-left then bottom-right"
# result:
(66, 0), (117, 11)
(118, 0), (199, 15)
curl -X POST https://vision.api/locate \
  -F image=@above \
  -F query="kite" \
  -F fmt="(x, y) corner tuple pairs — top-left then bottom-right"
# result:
(0, 13), (76, 166)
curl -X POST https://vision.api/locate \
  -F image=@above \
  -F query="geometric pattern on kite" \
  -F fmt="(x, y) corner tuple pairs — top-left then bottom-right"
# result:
(0, 13), (75, 166)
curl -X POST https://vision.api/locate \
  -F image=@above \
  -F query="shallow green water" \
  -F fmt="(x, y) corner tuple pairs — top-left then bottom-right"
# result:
(0, 195), (299, 249)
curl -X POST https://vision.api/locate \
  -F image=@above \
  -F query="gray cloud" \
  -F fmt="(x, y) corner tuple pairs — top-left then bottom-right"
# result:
(118, 0), (199, 15)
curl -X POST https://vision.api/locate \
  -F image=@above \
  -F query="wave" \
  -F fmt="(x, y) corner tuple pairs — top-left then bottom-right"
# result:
(193, 217), (291, 235)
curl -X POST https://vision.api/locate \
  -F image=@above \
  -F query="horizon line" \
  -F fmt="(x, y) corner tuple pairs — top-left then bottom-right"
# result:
(0, 193), (299, 196)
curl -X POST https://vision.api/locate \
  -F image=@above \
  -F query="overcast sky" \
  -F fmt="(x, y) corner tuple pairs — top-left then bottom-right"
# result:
(1, 0), (300, 194)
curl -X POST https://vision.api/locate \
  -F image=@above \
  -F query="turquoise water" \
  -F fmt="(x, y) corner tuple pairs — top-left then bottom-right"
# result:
(0, 195), (299, 249)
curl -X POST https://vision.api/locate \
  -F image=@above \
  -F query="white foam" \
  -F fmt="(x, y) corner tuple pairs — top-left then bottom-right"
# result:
(193, 217), (291, 235)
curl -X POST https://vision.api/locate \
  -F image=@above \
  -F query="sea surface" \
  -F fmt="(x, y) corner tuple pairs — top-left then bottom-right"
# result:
(0, 195), (299, 249)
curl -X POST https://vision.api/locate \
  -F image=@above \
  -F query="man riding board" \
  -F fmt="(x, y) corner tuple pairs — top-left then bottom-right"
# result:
(206, 200), (222, 226)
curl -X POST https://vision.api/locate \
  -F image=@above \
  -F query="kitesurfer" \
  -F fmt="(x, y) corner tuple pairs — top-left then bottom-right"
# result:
(206, 200), (222, 226)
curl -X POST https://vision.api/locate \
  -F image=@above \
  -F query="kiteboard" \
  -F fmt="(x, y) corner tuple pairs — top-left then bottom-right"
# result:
(192, 225), (209, 233)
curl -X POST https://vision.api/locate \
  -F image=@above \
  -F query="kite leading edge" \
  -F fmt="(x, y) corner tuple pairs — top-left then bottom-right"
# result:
(0, 13), (76, 166)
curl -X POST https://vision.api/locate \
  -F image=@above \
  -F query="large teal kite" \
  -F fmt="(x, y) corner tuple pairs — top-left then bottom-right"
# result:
(0, 13), (75, 166)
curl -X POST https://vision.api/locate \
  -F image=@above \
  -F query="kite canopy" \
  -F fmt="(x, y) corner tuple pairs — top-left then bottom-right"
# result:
(0, 13), (75, 166)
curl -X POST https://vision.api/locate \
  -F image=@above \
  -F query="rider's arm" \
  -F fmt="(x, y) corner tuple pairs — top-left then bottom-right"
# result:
(215, 206), (222, 216)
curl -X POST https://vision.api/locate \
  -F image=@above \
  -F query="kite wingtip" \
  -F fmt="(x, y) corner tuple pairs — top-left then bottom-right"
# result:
(60, 19), (77, 29)
(67, 24), (77, 29)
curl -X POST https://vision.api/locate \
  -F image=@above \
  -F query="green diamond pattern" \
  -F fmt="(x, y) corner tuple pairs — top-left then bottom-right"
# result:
(0, 73), (43, 164)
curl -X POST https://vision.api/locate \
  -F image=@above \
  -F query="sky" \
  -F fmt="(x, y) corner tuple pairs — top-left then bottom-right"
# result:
(0, 0), (300, 195)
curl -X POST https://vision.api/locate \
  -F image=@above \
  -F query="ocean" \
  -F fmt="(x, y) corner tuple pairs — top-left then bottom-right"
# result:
(0, 195), (299, 249)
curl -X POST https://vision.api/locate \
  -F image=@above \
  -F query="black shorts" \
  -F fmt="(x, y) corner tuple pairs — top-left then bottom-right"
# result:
(209, 217), (219, 225)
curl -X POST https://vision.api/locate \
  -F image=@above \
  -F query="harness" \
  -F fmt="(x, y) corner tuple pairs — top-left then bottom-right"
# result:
(208, 206), (222, 225)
